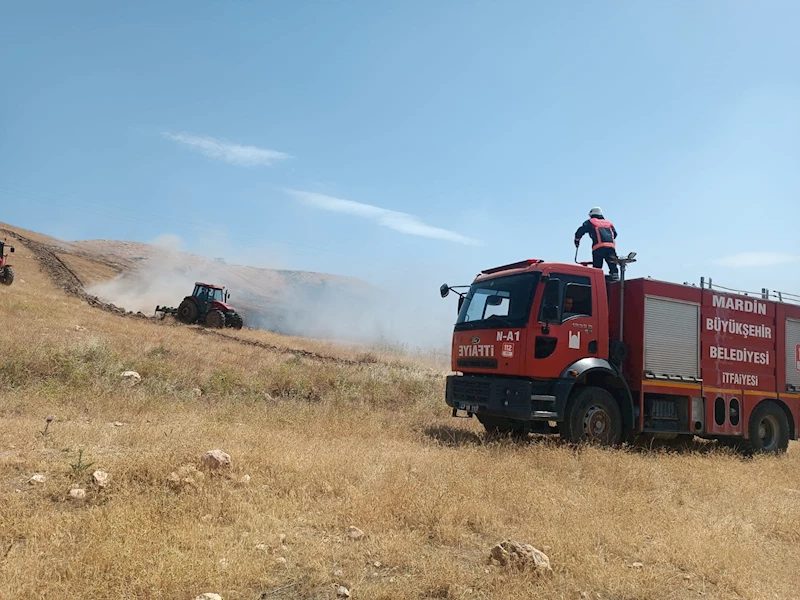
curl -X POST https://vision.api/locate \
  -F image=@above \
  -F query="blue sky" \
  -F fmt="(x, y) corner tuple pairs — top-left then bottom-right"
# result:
(2, 0), (799, 301)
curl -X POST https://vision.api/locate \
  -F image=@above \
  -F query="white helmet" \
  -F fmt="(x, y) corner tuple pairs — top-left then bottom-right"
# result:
(589, 206), (603, 217)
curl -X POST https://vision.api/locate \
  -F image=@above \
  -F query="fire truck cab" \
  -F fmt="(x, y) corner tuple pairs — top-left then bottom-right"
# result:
(440, 256), (800, 453)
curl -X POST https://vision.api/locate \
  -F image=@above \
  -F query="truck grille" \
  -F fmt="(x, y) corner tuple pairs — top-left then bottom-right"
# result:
(450, 377), (491, 405)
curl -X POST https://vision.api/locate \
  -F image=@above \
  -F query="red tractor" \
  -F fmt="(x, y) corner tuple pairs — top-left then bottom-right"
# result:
(0, 239), (15, 286)
(155, 282), (244, 329)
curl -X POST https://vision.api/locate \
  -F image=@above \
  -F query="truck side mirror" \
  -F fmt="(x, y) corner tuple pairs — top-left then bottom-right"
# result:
(543, 304), (559, 323)
(544, 278), (560, 305)
(9, 247), (13, 253)
(542, 278), (561, 324)
(440, 284), (450, 298)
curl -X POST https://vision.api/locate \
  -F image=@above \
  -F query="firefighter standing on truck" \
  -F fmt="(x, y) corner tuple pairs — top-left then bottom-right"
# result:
(574, 206), (619, 280)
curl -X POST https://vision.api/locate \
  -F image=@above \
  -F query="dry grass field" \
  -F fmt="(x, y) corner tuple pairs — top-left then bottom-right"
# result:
(1, 229), (799, 600)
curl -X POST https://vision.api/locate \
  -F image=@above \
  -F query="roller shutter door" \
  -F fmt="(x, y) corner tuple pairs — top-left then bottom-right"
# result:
(787, 319), (800, 388)
(645, 297), (700, 378)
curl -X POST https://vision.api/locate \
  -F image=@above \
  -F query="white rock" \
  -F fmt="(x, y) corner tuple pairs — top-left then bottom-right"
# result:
(69, 488), (87, 500)
(201, 449), (231, 470)
(120, 371), (141, 386)
(111, 421), (125, 427)
(92, 470), (110, 488)
(279, 533), (287, 544)
(631, 562), (644, 569)
(194, 594), (223, 600)
(489, 541), (552, 574)
(373, 561), (382, 568)
(192, 388), (203, 398)
(254, 543), (269, 552)
(333, 569), (344, 578)
(346, 526), (365, 540)
(276, 557), (287, 565)
(239, 474), (251, 485)
(75, 325), (87, 332)
(336, 586), (351, 598)
(28, 474), (46, 485)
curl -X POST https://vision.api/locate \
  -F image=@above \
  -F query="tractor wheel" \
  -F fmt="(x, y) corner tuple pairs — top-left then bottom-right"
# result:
(206, 309), (225, 329)
(563, 386), (623, 446)
(0, 266), (14, 285)
(228, 312), (244, 329)
(177, 298), (199, 324)
(745, 401), (790, 454)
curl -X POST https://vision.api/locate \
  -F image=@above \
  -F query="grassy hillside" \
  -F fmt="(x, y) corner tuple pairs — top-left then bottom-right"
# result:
(0, 227), (799, 600)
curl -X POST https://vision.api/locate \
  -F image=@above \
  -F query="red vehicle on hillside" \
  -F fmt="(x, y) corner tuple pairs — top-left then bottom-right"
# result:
(440, 254), (800, 453)
(155, 282), (244, 329)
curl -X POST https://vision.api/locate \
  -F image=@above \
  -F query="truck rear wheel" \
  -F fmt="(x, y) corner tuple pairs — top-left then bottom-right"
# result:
(563, 386), (623, 446)
(747, 401), (789, 454)
(0, 266), (14, 285)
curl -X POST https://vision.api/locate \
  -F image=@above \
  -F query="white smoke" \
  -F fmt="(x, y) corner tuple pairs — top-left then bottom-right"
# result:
(84, 235), (455, 352)
(85, 245), (235, 316)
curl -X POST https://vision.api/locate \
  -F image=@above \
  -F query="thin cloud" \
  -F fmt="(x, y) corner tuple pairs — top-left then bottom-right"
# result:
(161, 131), (292, 167)
(712, 252), (800, 268)
(285, 189), (480, 245)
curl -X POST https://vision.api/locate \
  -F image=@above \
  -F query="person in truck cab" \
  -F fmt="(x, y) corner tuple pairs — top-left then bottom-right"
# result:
(562, 288), (590, 319)
(574, 206), (619, 280)
(562, 295), (577, 320)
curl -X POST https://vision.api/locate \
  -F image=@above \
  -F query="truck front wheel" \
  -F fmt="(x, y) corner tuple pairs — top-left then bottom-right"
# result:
(562, 386), (623, 446)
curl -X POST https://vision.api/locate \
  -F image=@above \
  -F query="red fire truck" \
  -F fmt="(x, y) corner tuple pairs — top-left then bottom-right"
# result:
(440, 254), (800, 453)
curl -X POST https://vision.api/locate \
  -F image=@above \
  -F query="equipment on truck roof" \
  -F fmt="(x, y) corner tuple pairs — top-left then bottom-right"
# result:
(155, 282), (244, 329)
(440, 251), (800, 454)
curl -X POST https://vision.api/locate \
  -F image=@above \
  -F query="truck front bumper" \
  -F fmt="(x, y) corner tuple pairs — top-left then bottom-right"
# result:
(445, 374), (562, 422)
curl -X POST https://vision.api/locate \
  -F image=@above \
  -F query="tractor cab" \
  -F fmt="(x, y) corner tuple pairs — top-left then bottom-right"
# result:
(0, 240), (14, 266)
(193, 282), (231, 312)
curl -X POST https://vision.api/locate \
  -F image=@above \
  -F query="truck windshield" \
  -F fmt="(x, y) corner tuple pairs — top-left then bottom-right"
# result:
(455, 272), (540, 330)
